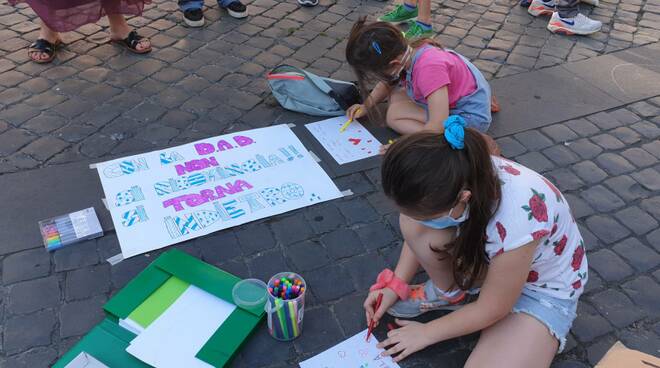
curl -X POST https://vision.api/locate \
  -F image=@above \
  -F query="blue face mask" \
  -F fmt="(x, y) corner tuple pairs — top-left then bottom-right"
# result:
(419, 205), (469, 230)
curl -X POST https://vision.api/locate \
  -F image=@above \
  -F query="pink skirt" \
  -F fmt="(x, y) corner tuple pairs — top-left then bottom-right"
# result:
(9, 0), (150, 32)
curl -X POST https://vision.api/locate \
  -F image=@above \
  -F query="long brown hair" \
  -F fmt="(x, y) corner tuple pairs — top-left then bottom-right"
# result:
(381, 129), (501, 289)
(345, 17), (441, 123)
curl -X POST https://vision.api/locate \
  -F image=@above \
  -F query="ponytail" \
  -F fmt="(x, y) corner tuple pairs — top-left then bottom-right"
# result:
(381, 129), (501, 289)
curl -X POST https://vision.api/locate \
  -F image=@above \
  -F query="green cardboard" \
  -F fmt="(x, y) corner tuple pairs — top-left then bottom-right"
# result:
(128, 276), (190, 328)
(56, 249), (265, 368)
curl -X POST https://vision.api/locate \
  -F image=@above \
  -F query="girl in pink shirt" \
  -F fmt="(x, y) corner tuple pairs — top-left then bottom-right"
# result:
(345, 19), (496, 138)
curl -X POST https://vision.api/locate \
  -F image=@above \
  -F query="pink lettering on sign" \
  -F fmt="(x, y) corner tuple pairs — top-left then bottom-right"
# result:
(162, 179), (253, 211)
(175, 157), (219, 176)
(194, 143), (215, 155)
(233, 135), (254, 147)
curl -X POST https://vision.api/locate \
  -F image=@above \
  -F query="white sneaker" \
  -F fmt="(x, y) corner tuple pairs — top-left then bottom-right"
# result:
(528, 0), (556, 16)
(581, 0), (599, 6)
(547, 12), (602, 35)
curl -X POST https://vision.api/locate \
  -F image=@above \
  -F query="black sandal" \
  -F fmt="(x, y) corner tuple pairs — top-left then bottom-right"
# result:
(28, 38), (61, 64)
(112, 30), (151, 54)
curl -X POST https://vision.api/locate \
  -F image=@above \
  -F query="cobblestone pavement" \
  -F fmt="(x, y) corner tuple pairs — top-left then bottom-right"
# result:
(1, 0), (660, 366)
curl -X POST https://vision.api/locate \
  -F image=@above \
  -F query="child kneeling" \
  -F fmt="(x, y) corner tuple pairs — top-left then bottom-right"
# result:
(365, 117), (587, 367)
(345, 18), (496, 137)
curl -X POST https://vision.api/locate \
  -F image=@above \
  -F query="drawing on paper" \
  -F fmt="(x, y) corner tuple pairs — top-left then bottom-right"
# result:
(305, 117), (382, 165)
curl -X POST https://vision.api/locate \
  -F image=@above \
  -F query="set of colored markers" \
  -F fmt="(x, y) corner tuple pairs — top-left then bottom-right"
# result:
(38, 208), (103, 251)
(266, 273), (306, 341)
(268, 275), (305, 300)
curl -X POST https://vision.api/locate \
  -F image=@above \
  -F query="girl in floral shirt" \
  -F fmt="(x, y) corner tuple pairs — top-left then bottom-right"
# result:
(364, 116), (587, 366)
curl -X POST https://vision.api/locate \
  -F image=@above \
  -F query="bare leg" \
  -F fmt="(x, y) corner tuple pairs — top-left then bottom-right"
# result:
(107, 14), (150, 52)
(404, 0), (418, 7)
(465, 313), (558, 368)
(30, 21), (60, 62)
(399, 214), (456, 291)
(386, 88), (427, 135)
(417, 0), (431, 24)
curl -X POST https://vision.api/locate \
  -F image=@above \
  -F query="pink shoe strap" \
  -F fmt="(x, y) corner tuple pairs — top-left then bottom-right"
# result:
(370, 269), (410, 301)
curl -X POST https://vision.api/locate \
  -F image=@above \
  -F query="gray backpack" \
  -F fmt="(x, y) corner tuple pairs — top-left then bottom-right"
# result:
(267, 65), (361, 117)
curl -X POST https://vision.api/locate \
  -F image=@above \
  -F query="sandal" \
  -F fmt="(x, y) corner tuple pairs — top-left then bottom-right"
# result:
(28, 38), (61, 64)
(112, 30), (151, 54)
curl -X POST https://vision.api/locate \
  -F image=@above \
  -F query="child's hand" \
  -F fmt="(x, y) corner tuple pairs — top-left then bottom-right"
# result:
(346, 104), (366, 120)
(364, 288), (398, 327)
(377, 319), (433, 362)
(379, 143), (391, 155)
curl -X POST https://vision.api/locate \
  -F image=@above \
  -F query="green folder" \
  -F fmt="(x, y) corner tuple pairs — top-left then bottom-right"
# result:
(54, 249), (265, 368)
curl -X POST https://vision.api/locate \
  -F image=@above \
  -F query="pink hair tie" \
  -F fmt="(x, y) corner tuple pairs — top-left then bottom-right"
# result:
(370, 269), (410, 301)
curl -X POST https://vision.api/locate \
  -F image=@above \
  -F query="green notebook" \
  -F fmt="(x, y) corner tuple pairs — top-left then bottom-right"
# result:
(54, 250), (264, 368)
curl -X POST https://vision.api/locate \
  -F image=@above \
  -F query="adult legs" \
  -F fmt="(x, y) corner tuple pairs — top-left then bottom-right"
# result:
(556, 0), (579, 17)
(106, 14), (150, 51)
(29, 21), (60, 62)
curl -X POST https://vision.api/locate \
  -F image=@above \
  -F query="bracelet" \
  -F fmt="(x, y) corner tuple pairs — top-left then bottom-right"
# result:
(370, 269), (410, 301)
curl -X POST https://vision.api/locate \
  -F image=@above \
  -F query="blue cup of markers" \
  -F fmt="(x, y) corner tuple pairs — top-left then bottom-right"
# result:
(265, 272), (306, 341)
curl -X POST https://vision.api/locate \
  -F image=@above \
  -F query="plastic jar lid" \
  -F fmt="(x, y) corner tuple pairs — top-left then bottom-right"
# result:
(232, 279), (268, 309)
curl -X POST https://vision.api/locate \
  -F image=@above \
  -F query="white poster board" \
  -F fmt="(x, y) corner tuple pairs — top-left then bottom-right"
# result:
(305, 117), (381, 165)
(299, 329), (401, 368)
(96, 125), (342, 258)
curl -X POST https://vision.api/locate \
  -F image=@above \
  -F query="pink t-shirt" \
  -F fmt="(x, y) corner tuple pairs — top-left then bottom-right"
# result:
(405, 47), (477, 107)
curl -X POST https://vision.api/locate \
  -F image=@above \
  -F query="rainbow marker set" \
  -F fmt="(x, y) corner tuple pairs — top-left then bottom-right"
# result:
(39, 208), (103, 251)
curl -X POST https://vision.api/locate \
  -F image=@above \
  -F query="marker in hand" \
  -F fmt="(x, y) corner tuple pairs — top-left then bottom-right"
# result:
(366, 292), (383, 342)
(340, 107), (361, 133)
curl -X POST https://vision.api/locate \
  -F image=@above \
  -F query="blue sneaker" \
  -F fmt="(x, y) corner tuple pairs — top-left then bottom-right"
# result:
(387, 280), (472, 318)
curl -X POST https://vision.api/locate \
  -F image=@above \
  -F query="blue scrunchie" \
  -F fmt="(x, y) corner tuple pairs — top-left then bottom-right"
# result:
(443, 115), (466, 150)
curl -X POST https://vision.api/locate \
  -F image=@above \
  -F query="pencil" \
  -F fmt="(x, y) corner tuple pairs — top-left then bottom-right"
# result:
(366, 293), (383, 342)
(340, 108), (361, 133)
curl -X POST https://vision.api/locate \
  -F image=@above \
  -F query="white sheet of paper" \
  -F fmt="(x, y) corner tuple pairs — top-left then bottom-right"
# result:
(305, 117), (381, 165)
(299, 329), (401, 368)
(96, 124), (342, 258)
(126, 285), (236, 368)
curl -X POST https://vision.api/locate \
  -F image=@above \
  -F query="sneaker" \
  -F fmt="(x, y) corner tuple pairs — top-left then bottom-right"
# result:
(403, 21), (434, 39)
(528, 0), (555, 16)
(225, 1), (248, 18)
(547, 12), (602, 35)
(297, 0), (318, 6)
(183, 8), (204, 27)
(387, 280), (470, 318)
(378, 4), (418, 23)
(520, 0), (532, 7)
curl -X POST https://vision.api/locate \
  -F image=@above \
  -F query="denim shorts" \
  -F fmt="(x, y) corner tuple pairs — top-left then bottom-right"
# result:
(512, 290), (578, 353)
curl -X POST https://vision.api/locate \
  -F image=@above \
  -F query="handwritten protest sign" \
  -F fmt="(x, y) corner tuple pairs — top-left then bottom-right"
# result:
(96, 125), (342, 258)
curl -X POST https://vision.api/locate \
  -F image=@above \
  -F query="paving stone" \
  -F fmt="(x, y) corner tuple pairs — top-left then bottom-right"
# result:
(595, 153), (636, 175)
(305, 264), (355, 303)
(641, 141), (660, 159)
(513, 130), (553, 151)
(619, 327), (660, 357)
(628, 101), (660, 117)
(614, 206), (659, 235)
(546, 169), (584, 191)
(612, 237), (660, 272)
(53, 239), (99, 272)
(271, 215), (314, 245)
(335, 197), (380, 225)
(610, 126), (641, 145)
(286, 240), (330, 271)
(64, 264), (110, 301)
(303, 204), (345, 234)
(20, 136), (69, 161)
(589, 289), (645, 328)
(590, 133), (625, 150)
(320, 228), (365, 260)
(59, 295), (106, 338)
(603, 175), (649, 203)
(494, 136), (526, 157)
(541, 124), (579, 143)
(567, 138), (603, 160)
(247, 248), (288, 281)
(195, 230), (242, 265)
(586, 111), (624, 130)
(334, 173), (374, 196)
(564, 118), (600, 137)
(630, 120), (660, 138)
(4, 346), (58, 368)
(631, 167), (660, 191)
(8, 276), (60, 314)
(2, 248), (50, 284)
(293, 306), (344, 352)
(564, 194), (595, 219)
(515, 151), (555, 173)
(343, 252), (388, 290)
(585, 215), (631, 244)
(542, 145), (580, 166)
(0, 104), (40, 126)
(621, 147), (657, 168)
(355, 222), (396, 251)
(21, 114), (67, 134)
(4, 310), (56, 353)
(581, 185), (625, 212)
(586, 335), (618, 366)
(239, 326), (296, 366)
(571, 302), (613, 343)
